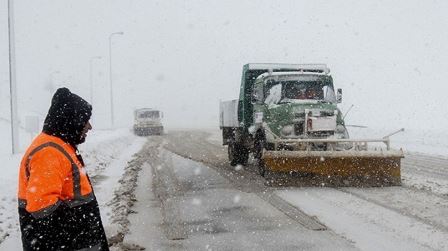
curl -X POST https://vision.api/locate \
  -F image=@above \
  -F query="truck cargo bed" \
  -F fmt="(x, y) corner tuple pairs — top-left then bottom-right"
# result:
(219, 99), (239, 128)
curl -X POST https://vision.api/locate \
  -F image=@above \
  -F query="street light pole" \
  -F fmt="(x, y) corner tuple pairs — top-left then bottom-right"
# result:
(108, 32), (124, 128)
(8, 0), (19, 154)
(89, 56), (102, 104)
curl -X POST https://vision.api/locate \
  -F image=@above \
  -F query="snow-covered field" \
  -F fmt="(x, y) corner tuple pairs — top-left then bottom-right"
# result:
(349, 127), (448, 156)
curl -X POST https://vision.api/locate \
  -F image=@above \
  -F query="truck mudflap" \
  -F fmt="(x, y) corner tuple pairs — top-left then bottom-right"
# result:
(262, 150), (404, 186)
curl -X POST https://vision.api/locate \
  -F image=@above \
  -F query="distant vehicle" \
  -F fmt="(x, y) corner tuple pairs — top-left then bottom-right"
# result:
(219, 63), (403, 186)
(133, 108), (164, 136)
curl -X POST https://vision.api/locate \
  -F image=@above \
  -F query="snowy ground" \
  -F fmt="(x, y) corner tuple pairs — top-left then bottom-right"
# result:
(0, 127), (447, 250)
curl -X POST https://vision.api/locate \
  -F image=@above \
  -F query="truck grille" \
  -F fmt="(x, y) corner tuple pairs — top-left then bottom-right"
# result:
(294, 122), (304, 135)
(310, 131), (335, 138)
(320, 110), (335, 116)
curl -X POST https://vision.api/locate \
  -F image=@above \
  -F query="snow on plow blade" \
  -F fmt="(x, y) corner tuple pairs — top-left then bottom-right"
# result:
(262, 150), (404, 186)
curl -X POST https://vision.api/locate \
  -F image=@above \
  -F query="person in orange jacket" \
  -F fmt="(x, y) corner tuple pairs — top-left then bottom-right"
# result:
(18, 88), (109, 250)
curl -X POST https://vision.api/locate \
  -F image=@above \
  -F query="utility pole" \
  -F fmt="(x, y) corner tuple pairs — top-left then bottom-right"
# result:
(8, 0), (19, 154)
(108, 31), (124, 129)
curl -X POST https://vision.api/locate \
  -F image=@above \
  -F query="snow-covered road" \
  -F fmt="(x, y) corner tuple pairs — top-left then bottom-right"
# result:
(163, 130), (448, 251)
(1, 129), (447, 250)
(123, 136), (354, 250)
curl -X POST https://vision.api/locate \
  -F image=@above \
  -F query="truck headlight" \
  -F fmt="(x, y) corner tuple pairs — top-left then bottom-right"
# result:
(335, 125), (346, 134)
(281, 125), (294, 136)
(335, 125), (349, 139)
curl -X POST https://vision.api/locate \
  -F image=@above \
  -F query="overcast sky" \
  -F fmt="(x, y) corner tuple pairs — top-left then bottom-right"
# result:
(1, 0), (447, 135)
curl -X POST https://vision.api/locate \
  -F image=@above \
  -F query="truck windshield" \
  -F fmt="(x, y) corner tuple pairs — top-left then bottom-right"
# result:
(264, 75), (336, 105)
(138, 111), (159, 119)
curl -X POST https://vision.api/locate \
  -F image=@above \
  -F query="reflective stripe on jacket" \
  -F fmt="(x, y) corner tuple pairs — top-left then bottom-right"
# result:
(18, 132), (95, 218)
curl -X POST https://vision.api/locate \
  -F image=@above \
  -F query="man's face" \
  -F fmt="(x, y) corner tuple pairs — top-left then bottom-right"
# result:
(80, 121), (92, 142)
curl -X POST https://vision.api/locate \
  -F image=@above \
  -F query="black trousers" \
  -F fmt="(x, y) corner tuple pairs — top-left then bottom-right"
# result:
(19, 200), (109, 251)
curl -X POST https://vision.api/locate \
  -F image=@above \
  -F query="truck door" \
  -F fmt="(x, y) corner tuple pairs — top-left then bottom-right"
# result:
(239, 68), (266, 128)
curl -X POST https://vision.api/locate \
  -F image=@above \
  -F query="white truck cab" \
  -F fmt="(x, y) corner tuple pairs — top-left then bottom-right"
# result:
(133, 108), (164, 136)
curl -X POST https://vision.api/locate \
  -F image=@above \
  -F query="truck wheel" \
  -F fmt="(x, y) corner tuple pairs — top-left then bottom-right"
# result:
(254, 137), (264, 160)
(258, 159), (267, 177)
(228, 143), (238, 166)
(254, 133), (267, 176)
(239, 147), (249, 166)
(228, 142), (249, 166)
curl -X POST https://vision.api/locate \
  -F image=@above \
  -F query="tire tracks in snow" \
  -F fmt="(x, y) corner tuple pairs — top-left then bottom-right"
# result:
(162, 131), (327, 231)
(278, 188), (444, 251)
(336, 187), (448, 233)
(163, 130), (448, 244)
(149, 141), (188, 242)
(401, 152), (448, 197)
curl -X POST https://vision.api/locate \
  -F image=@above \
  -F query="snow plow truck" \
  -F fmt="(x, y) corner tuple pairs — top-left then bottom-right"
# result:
(219, 63), (403, 186)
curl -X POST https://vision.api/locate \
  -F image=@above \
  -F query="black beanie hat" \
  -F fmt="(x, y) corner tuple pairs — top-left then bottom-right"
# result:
(42, 87), (92, 146)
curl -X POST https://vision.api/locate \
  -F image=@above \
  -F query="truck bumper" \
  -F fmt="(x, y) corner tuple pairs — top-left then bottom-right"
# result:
(134, 126), (164, 136)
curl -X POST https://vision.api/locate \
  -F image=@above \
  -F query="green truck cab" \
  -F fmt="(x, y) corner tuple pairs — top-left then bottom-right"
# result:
(251, 71), (348, 143)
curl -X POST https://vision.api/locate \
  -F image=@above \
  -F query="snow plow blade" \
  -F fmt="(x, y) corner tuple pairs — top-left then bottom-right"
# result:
(262, 150), (404, 186)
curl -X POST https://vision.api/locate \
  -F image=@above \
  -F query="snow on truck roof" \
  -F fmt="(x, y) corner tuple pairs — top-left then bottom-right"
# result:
(256, 71), (330, 80)
(246, 63), (330, 73)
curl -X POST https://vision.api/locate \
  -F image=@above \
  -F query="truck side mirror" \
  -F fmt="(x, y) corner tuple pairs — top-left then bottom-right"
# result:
(337, 88), (342, 103)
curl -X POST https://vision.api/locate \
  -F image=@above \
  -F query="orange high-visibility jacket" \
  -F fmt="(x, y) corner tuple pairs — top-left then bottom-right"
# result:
(18, 132), (95, 218)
